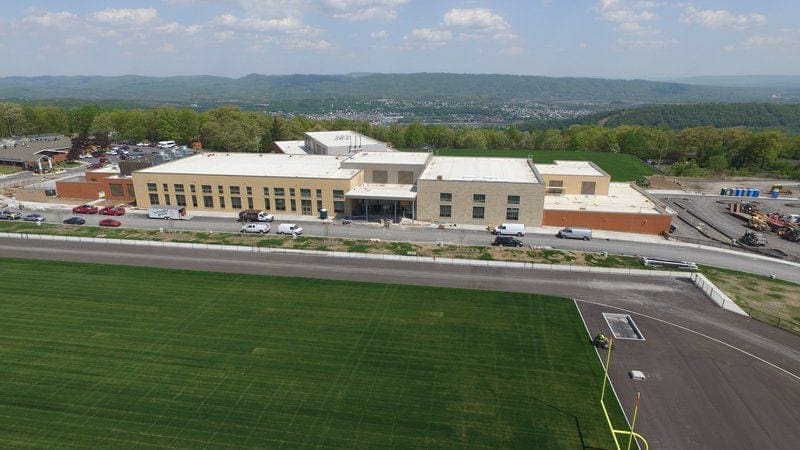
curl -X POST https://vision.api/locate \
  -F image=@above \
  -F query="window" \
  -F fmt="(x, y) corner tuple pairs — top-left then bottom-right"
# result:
(218, 196), (225, 208)
(203, 196), (213, 208)
(507, 195), (520, 205)
(163, 183), (169, 192)
(247, 197), (253, 209)
(231, 196), (242, 209)
(373, 170), (388, 183)
(176, 194), (186, 206)
(274, 187), (285, 196)
(192, 195), (198, 207)
(263, 187), (270, 196)
(190, 185), (196, 193)
(581, 181), (596, 195)
(473, 193), (485, 203)
(174, 184), (184, 193)
(147, 183), (157, 191)
(290, 199), (296, 211)
(149, 193), (160, 205)
(398, 171), (414, 184)
(506, 208), (519, 221)
(164, 194), (171, 206)
(472, 206), (485, 219)
(109, 184), (124, 197)
(440, 192), (452, 202)
(439, 205), (452, 218)
(246, 186), (252, 196)
(289, 188), (296, 197)
(275, 198), (286, 211)
(217, 185), (223, 194)
(547, 180), (564, 194)
(230, 186), (240, 195)
(333, 201), (345, 213)
(127, 185), (135, 196)
(300, 188), (311, 198)
(202, 184), (211, 194)
(315, 189), (322, 198)
(317, 200), (323, 212)
(264, 198), (271, 210)
(333, 189), (344, 199)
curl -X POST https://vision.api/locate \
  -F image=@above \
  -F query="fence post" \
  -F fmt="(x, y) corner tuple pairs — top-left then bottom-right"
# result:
(777, 318), (781, 328)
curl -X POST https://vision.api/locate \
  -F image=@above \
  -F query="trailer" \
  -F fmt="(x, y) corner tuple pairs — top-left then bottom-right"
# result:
(148, 206), (187, 220)
(238, 209), (274, 222)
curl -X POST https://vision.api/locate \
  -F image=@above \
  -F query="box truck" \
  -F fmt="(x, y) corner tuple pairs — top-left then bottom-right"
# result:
(238, 209), (275, 222)
(148, 206), (186, 220)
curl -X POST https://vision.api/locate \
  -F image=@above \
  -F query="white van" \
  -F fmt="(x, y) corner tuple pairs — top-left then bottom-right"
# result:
(492, 223), (526, 236)
(240, 223), (270, 234)
(557, 227), (592, 240)
(157, 140), (176, 149)
(277, 223), (303, 235)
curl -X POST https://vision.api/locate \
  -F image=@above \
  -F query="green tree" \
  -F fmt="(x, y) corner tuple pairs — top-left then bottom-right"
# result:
(68, 133), (89, 160)
(537, 129), (568, 151)
(404, 122), (426, 147)
(706, 154), (728, 173)
(199, 107), (261, 152)
(0, 102), (27, 137)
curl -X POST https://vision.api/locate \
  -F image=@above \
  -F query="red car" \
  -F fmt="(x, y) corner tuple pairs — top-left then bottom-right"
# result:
(72, 204), (99, 214)
(88, 163), (102, 169)
(99, 206), (126, 216)
(98, 218), (121, 227)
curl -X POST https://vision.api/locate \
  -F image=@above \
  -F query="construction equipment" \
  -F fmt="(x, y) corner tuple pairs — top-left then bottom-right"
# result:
(783, 228), (800, 243)
(771, 185), (793, 195)
(740, 231), (767, 247)
(767, 213), (797, 234)
(749, 213), (769, 231)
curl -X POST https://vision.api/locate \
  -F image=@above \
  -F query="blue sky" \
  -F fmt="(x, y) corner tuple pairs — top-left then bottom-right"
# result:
(0, 0), (798, 78)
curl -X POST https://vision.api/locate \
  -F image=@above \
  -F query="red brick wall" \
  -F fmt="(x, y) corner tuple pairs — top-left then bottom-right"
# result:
(100, 178), (136, 203)
(542, 209), (673, 235)
(56, 181), (101, 200)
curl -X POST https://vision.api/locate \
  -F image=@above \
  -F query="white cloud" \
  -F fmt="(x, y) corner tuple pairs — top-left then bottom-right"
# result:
(725, 35), (800, 52)
(90, 8), (159, 25)
(617, 37), (677, 48)
(579, 42), (588, 49)
(65, 36), (93, 47)
(213, 30), (235, 42)
(22, 11), (77, 28)
(284, 38), (333, 50)
(680, 6), (766, 30)
(157, 43), (177, 53)
(410, 28), (452, 43)
(370, 30), (388, 38)
(500, 46), (524, 56)
(326, 0), (408, 21)
(443, 8), (510, 32)
(155, 22), (202, 35)
(213, 14), (308, 33)
(596, 0), (661, 35)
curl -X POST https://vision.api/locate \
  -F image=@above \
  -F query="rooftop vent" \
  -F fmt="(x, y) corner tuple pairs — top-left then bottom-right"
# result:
(436, 175), (442, 180)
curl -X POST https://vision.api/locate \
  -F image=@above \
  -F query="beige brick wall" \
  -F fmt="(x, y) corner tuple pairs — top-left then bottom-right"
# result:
(539, 173), (610, 196)
(416, 179), (544, 226)
(340, 162), (429, 185)
(131, 172), (363, 217)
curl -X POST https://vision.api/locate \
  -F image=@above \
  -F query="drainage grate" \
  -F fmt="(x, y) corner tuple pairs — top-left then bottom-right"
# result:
(602, 313), (645, 340)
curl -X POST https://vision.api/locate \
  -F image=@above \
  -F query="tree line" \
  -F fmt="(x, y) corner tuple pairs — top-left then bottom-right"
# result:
(2, 102), (800, 178)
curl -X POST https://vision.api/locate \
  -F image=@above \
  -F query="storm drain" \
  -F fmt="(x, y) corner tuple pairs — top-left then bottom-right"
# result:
(602, 313), (645, 341)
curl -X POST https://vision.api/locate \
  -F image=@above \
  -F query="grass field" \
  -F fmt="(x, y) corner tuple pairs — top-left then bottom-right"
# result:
(0, 258), (626, 448)
(402, 148), (654, 181)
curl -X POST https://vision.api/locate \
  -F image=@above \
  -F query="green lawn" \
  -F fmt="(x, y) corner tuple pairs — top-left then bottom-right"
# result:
(0, 165), (21, 175)
(402, 148), (654, 181)
(0, 258), (625, 448)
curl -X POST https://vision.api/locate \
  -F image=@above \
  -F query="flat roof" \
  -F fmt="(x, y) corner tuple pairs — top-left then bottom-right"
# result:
(305, 130), (384, 148)
(346, 184), (417, 200)
(535, 160), (607, 177)
(419, 156), (539, 183)
(274, 140), (309, 155)
(544, 183), (662, 214)
(135, 153), (361, 179)
(342, 151), (430, 166)
(0, 135), (70, 162)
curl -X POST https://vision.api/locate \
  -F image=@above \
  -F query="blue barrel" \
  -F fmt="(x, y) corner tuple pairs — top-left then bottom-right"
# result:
(753, 189), (760, 198)
(728, 188), (735, 196)
(746, 188), (754, 197)
(772, 190), (780, 199)
(738, 188), (745, 196)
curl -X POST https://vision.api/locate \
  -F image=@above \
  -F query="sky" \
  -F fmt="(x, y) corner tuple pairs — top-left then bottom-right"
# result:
(0, 0), (798, 79)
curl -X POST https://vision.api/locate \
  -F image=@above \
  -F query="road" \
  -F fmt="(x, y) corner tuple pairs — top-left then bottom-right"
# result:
(15, 206), (800, 283)
(1, 237), (798, 449)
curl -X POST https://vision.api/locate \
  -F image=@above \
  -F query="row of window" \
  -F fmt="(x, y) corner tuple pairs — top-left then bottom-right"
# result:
(439, 192), (520, 205)
(147, 183), (346, 200)
(439, 205), (519, 221)
(148, 193), (346, 214)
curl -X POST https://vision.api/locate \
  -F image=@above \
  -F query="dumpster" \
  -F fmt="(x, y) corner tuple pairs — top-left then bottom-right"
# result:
(319, 208), (328, 220)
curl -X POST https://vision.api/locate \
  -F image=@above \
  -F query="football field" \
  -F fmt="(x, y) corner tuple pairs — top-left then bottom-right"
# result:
(0, 258), (626, 448)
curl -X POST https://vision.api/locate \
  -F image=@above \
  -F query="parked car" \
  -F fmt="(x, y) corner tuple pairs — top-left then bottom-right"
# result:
(88, 163), (102, 169)
(491, 223), (526, 236)
(0, 210), (21, 220)
(63, 217), (86, 225)
(106, 149), (118, 155)
(91, 151), (106, 158)
(99, 206), (126, 216)
(99, 218), (121, 227)
(556, 227), (593, 240)
(23, 213), (46, 222)
(240, 223), (270, 234)
(492, 236), (524, 247)
(98, 157), (108, 164)
(277, 223), (303, 235)
(72, 204), (99, 214)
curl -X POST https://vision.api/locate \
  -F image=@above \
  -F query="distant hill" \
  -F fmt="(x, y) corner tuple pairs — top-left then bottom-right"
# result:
(527, 102), (800, 132)
(0, 73), (786, 105)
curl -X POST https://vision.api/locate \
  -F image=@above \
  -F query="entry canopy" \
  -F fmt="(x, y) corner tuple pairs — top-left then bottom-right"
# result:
(346, 184), (417, 201)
